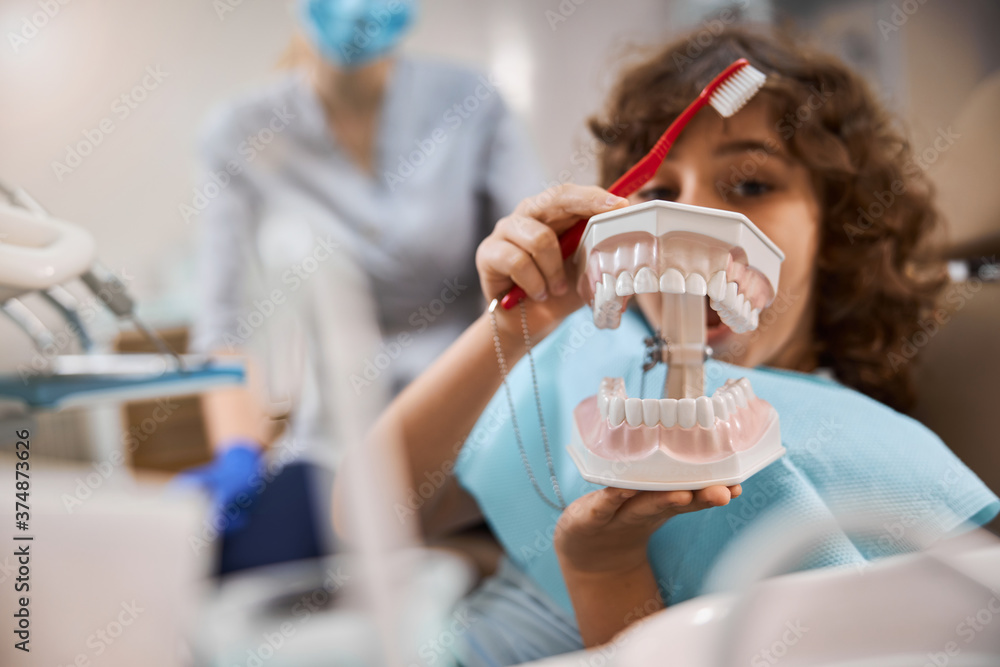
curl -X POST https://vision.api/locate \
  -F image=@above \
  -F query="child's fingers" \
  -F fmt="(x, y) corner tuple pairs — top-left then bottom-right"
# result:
(567, 485), (741, 533)
(476, 238), (548, 302)
(493, 215), (568, 297)
(618, 490), (694, 522)
(515, 184), (629, 230)
(570, 487), (636, 527)
(666, 485), (735, 515)
(618, 485), (738, 523)
(693, 485), (735, 507)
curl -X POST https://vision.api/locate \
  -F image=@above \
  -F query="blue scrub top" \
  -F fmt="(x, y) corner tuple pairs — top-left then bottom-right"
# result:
(190, 56), (544, 391)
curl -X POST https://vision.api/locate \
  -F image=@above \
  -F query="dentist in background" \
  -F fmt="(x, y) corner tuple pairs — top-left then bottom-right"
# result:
(184, 0), (544, 547)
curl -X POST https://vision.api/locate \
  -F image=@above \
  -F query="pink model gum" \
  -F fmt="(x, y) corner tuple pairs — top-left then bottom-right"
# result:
(573, 393), (778, 464)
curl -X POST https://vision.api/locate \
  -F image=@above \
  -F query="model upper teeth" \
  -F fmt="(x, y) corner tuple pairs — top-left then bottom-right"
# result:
(616, 272), (634, 296)
(707, 271), (727, 301)
(589, 266), (762, 332)
(579, 200), (784, 334)
(593, 273), (625, 329)
(634, 267), (658, 293)
(597, 377), (757, 430)
(658, 268), (685, 294)
(685, 273), (707, 296)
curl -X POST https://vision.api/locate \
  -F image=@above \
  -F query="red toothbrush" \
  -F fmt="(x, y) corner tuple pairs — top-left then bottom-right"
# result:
(500, 58), (767, 309)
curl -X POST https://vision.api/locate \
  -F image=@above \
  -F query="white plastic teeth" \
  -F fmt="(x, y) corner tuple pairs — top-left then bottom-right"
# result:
(593, 273), (625, 329)
(634, 267), (659, 293)
(598, 377), (757, 429)
(707, 271), (760, 334)
(592, 267), (760, 333)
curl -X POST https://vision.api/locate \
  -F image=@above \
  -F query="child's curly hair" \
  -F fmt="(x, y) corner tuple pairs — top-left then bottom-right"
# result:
(589, 25), (946, 412)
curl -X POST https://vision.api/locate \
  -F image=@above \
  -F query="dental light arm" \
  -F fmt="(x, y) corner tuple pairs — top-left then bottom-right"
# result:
(1, 298), (57, 351)
(0, 199), (98, 303)
(40, 285), (94, 352)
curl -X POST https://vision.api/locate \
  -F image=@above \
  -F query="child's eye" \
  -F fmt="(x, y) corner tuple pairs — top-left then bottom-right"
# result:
(637, 186), (678, 201)
(731, 180), (773, 198)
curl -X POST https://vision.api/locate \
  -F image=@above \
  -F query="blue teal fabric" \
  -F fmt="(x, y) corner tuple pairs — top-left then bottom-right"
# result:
(454, 306), (1000, 626)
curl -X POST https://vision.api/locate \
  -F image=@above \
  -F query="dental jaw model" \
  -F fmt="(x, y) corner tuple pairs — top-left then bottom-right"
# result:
(567, 200), (786, 490)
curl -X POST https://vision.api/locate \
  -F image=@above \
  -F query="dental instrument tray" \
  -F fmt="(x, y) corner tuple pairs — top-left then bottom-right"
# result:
(0, 355), (245, 410)
(567, 200), (786, 490)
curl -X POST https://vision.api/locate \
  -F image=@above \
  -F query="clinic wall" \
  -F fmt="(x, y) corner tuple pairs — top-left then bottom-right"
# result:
(0, 0), (296, 371)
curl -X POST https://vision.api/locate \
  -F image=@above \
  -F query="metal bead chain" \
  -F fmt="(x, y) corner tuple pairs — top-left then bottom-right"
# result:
(488, 298), (566, 511)
(518, 300), (567, 510)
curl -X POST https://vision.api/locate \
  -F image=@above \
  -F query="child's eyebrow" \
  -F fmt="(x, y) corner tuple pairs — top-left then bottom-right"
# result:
(713, 139), (791, 164)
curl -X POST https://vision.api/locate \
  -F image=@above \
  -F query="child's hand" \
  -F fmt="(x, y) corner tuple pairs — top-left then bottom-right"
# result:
(476, 184), (629, 341)
(554, 485), (741, 576)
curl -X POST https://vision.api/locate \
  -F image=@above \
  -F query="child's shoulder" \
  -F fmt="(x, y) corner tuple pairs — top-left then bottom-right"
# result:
(740, 362), (999, 536)
(744, 363), (940, 448)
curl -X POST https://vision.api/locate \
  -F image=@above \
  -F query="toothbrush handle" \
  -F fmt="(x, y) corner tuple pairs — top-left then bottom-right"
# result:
(498, 94), (710, 310)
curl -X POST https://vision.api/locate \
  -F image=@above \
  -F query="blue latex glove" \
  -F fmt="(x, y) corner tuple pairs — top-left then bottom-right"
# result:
(177, 439), (263, 534)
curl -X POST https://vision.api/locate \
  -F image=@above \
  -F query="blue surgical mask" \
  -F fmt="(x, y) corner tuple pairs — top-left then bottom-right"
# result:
(299, 0), (417, 69)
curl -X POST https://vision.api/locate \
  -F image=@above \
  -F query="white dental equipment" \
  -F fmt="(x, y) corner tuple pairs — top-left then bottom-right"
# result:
(567, 200), (786, 490)
(523, 513), (1000, 667)
(0, 182), (243, 409)
(0, 185), (97, 302)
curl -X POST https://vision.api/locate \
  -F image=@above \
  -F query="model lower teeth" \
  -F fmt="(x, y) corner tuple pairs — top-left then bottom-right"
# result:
(568, 201), (788, 490)
(598, 377), (756, 428)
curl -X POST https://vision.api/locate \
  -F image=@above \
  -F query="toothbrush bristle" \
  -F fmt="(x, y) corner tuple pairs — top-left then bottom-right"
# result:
(708, 64), (767, 118)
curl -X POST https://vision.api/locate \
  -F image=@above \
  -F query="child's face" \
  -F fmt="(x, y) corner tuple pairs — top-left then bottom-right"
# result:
(630, 96), (821, 371)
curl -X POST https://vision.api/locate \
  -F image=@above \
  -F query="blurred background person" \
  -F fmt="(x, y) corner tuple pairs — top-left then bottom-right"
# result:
(182, 0), (543, 553)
